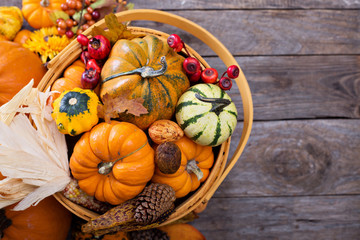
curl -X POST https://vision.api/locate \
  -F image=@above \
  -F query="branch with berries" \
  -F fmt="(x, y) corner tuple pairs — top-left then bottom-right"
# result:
(167, 34), (240, 91)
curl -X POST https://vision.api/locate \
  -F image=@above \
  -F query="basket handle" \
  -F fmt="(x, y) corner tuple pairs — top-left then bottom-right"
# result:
(87, 9), (253, 201)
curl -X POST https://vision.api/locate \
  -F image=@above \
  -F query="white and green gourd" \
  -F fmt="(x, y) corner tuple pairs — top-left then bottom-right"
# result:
(175, 83), (237, 146)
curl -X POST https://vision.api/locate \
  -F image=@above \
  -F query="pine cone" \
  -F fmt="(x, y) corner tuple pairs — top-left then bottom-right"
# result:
(128, 228), (170, 240)
(82, 183), (177, 235)
(134, 183), (176, 225)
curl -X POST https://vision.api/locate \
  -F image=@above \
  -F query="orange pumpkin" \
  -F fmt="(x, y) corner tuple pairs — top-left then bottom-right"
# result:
(69, 121), (155, 205)
(22, 0), (66, 29)
(51, 61), (85, 100)
(1, 196), (72, 240)
(152, 136), (214, 198)
(13, 29), (32, 45)
(0, 41), (46, 106)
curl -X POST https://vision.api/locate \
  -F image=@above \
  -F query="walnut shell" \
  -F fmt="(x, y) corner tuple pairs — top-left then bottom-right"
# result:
(155, 142), (182, 174)
(148, 120), (184, 144)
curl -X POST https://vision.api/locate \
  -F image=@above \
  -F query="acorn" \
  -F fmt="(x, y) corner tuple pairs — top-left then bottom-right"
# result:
(155, 142), (182, 174)
(82, 183), (176, 235)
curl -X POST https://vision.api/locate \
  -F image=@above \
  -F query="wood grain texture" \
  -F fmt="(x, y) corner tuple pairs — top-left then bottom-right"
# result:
(215, 119), (360, 197)
(191, 196), (360, 240)
(204, 55), (360, 120)
(133, 0), (360, 9)
(131, 10), (360, 56)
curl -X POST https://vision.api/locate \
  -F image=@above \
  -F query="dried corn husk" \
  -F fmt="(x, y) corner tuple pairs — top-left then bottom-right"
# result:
(0, 80), (70, 210)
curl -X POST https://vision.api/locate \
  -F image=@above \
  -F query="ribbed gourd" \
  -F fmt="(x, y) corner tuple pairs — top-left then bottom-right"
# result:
(100, 34), (189, 130)
(175, 83), (237, 147)
(69, 121), (155, 205)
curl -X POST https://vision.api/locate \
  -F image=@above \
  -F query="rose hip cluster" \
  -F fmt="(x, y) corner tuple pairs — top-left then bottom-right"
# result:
(167, 34), (239, 90)
(77, 34), (111, 89)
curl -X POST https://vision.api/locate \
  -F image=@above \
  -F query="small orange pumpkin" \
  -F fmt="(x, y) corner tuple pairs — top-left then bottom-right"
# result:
(0, 41), (46, 106)
(51, 61), (85, 100)
(1, 196), (72, 240)
(69, 121), (155, 205)
(13, 29), (32, 45)
(152, 136), (214, 198)
(22, 0), (66, 29)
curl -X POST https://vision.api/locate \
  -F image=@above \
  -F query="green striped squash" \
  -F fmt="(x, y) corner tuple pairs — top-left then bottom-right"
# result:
(175, 83), (237, 146)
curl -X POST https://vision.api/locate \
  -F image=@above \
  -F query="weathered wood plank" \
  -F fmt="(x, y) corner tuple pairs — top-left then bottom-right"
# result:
(214, 119), (360, 197)
(205, 55), (360, 120)
(191, 195), (360, 240)
(5, 0), (360, 10)
(133, 0), (360, 9)
(131, 10), (360, 56)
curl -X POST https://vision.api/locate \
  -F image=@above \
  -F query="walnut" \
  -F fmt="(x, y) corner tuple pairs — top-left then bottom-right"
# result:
(148, 120), (184, 144)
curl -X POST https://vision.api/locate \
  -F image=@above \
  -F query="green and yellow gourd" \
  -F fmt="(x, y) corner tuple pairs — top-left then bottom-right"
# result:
(101, 35), (189, 130)
(51, 88), (99, 136)
(175, 83), (237, 147)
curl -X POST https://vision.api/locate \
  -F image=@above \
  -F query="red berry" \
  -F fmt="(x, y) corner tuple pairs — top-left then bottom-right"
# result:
(88, 35), (111, 60)
(227, 65), (240, 79)
(91, 10), (100, 21)
(81, 68), (100, 89)
(174, 41), (184, 52)
(201, 68), (218, 83)
(77, 34), (89, 46)
(61, 3), (68, 11)
(183, 57), (201, 75)
(188, 70), (201, 82)
(167, 34), (182, 49)
(86, 58), (101, 73)
(65, 30), (74, 38)
(219, 77), (232, 90)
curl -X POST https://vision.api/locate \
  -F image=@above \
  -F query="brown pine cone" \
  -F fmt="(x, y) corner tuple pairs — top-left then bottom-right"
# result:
(128, 228), (170, 240)
(134, 183), (176, 225)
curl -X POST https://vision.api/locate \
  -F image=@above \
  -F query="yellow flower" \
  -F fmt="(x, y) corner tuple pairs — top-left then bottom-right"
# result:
(23, 27), (72, 64)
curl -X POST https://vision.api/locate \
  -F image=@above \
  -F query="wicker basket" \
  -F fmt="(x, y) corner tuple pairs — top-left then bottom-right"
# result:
(37, 9), (253, 227)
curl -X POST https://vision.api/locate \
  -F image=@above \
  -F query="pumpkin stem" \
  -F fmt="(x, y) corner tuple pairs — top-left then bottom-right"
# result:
(98, 162), (114, 175)
(186, 160), (203, 180)
(40, 0), (50, 7)
(98, 141), (148, 175)
(0, 209), (11, 238)
(102, 56), (168, 83)
(195, 93), (231, 116)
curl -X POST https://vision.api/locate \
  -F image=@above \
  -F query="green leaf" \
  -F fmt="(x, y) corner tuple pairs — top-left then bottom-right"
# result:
(49, 10), (69, 25)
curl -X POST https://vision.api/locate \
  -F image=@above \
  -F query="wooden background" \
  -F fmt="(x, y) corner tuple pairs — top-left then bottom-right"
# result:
(4, 0), (360, 239)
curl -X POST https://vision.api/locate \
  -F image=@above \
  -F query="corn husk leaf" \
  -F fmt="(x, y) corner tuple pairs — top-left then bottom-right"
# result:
(0, 80), (70, 210)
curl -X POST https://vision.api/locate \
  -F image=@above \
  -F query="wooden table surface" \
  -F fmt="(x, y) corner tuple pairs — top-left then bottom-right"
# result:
(5, 0), (360, 239)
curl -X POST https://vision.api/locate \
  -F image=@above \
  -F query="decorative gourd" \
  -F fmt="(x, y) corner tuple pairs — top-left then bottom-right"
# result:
(51, 88), (99, 136)
(175, 83), (237, 146)
(0, 196), (72, 240)
(69, 121), (155, 205)
(101, 34), (190, 129)
(13, 29), (32, 45)
(0, 41), (46, 106)
(22, 0), (65, 29)
(0, 6), (23, 41)
(152, 136), (214, 198)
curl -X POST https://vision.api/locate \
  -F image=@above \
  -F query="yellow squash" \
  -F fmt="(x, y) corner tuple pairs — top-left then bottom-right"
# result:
(51, 88), (99, 136)
(0, 6), (23, 41)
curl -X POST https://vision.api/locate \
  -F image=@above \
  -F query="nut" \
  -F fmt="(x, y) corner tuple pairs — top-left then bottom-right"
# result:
(148, 120), (184, 144)
(155, 142), (182, 174)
